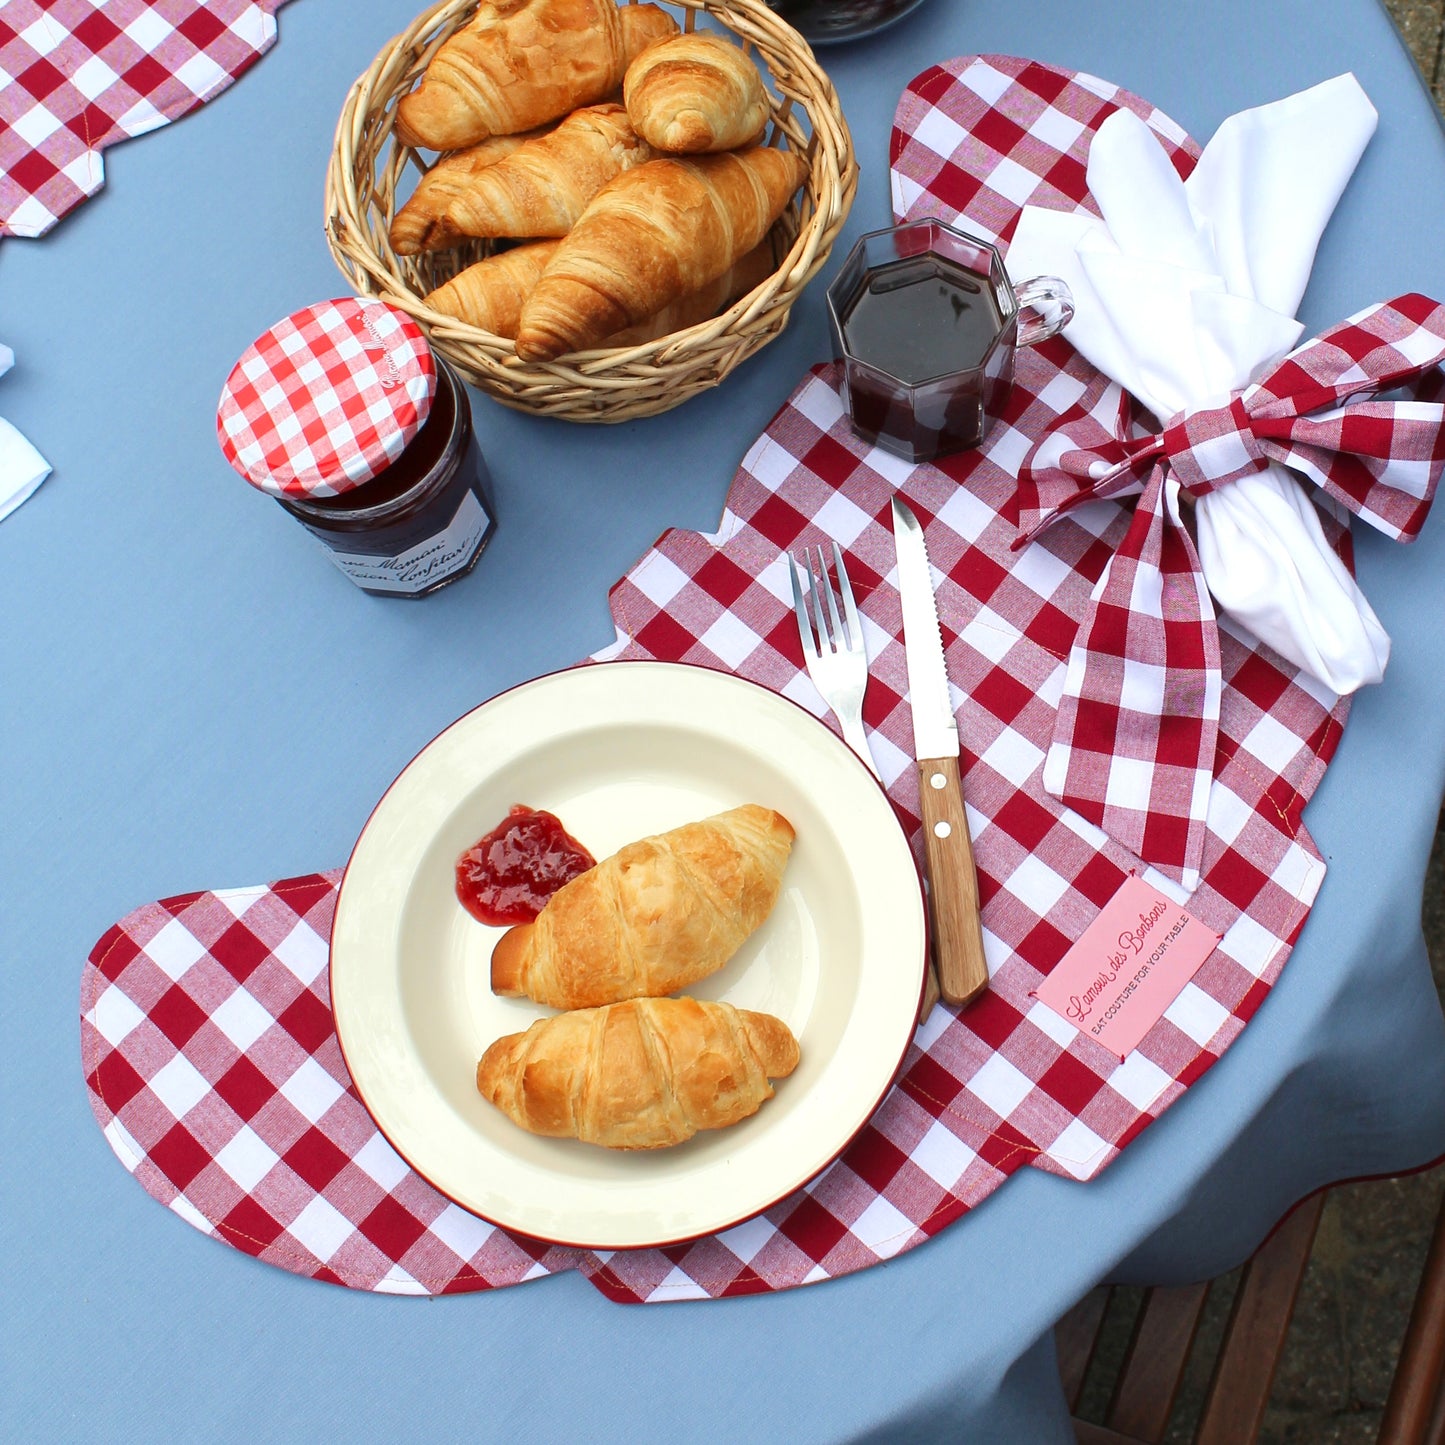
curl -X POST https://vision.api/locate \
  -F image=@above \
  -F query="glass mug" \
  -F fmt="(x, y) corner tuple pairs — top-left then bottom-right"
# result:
(764, 0), (932, 45)
(826, 218), (1074, 464)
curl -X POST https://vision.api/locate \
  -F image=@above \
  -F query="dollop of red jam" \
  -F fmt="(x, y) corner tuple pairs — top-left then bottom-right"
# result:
(455, 805), (596, 926)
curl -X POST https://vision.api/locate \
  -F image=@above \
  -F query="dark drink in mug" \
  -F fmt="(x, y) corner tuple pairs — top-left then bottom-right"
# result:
(837, 255), (1012, 456)
(840, 257), (1007, 381)
(826, 220), (1073, 463)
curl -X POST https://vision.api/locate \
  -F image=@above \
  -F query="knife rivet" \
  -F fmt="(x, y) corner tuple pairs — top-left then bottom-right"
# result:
(934, 821), (952, 838)
(929, 773), (946, 789)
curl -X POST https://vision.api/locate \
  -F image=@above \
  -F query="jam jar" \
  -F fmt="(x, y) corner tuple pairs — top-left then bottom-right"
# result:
(217, 298), (495, 597)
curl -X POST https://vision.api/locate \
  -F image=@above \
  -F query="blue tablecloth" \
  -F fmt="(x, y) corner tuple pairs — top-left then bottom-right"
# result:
(5, 1), (1445, 1438)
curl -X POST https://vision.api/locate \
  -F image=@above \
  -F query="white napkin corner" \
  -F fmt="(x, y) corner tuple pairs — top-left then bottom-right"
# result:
(1005, 74), (1387, 695)
(0, 343), (52, 523)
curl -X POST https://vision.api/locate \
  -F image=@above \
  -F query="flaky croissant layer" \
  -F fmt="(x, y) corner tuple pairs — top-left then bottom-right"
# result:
(394, 104), (653, 254)
(476, 997), (801, 1149)
(389, 126), (551, 255)
(491, 803), (795, 1009)
(624, 32), (770, 154)
(395, 0), (677, 151)
(427, 239), (562, 335)
(513, 146), (808, 360)
(605, 238), (775, 345)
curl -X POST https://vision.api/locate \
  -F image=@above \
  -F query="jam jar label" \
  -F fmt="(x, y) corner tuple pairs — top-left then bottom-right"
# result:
(320, 488), (491, 594)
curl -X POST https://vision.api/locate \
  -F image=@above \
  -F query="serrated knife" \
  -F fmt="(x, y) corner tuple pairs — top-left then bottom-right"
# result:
(891, 497), (989, 1007)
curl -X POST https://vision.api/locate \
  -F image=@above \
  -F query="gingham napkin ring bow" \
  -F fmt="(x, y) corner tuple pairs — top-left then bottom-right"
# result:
(1015, 294), (1445, 889)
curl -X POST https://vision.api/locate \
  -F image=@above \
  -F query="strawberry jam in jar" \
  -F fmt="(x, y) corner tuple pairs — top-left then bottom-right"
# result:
(218, 298), (495, 597)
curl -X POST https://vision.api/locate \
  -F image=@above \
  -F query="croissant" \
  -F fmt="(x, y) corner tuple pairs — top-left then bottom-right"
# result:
(491, 804), (795, 1009)
(624, 33), (769, 153)
(395, 105), (653, 254)
(427, 240), (562, 335)
(514, 146), (807, 360)
(431, 237), (773, 342)
(390, 125), (553, 254)
(606, 238), (774, 345)
(395, 0), (678, 152)
(476, 997), (800, 1149)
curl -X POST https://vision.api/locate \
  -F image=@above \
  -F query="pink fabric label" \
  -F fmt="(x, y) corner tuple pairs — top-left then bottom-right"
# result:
(1033, 875), (1221, 1059)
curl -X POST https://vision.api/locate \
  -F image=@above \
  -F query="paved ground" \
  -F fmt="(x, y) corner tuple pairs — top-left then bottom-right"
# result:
(1072, 828), (1444, 1443)
(1074, 7), (1445, 1437)
(1391, 0), (1445, 103)
(1209, 829), (1442, 1443)
(1259, 7), (1442, 1436)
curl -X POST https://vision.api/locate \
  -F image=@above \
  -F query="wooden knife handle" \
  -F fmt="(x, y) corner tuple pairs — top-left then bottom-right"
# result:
(916, 754), (989, 1007)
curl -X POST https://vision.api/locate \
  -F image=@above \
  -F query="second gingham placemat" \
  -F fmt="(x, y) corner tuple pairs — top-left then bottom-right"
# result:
(1, 0), (291, 238)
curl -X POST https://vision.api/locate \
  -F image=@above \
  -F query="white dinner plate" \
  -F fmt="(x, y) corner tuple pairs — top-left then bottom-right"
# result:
(330, 661), (927, 1249)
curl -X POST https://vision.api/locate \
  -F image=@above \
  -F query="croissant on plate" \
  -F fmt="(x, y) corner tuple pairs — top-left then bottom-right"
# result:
(394, 104), (652, 253)
(390, 125), (553, 254)
(491, 803), (795, 1009)
(624, 33), (770, 154)
(427, 240), (562, 334)
(514, 146), (807, 360)
(476, 997), (801, 1149)
(395, 0), (678, 152)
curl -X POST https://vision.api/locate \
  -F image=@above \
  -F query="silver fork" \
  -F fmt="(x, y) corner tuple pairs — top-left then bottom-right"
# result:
(789, 541), (881, 780)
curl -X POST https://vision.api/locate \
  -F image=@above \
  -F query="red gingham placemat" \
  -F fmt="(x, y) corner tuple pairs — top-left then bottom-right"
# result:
(1, 0), (290, 239)
(82, 56), (1359, 1302)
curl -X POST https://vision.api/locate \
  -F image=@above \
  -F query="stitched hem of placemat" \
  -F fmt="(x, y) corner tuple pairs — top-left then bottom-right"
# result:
(75, 578), (1343, 1299)
(79, 877), (543, 1295)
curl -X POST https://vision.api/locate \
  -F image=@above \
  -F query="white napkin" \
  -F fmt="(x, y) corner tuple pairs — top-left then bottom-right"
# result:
(0, 344), (51, 523)
(1006, 75), (1390, 694)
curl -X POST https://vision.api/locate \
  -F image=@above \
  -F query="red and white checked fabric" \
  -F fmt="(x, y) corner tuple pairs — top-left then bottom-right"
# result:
(1017, 295), (1445, 542)
(82, 876), (588, 1294)
(1011, 298), (1445, 889)
(81, 56), (1366, 1303)
(0, 0), (289, 239)
(216, 299), (438, 499)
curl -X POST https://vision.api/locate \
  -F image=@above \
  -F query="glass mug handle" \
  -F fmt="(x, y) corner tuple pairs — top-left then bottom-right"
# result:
(1014, 276), (1074, 347)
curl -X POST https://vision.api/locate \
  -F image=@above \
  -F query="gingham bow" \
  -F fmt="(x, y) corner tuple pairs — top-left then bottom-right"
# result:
(1016, 294), (1445, 888)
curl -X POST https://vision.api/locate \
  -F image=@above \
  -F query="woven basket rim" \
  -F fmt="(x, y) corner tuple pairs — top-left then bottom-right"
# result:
(323, 0), (857, 413)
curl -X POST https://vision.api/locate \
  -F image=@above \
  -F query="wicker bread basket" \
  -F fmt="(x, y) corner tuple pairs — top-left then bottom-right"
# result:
(324, 0), (857, 422)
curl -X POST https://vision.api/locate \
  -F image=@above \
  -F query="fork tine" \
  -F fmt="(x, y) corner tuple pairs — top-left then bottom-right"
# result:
(805, 549), (830, 652)
(833, 540), (863, 651)
(803, 546), (826, 650)
(816, 545), (846, 651)
(789, 552), (819, 662)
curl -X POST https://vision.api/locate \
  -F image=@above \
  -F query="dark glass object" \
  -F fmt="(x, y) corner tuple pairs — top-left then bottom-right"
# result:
(280, 359), (495, 598)
(827, 219), (1073, 463)
(841, 257), (1006, 384)
(765, 0), (929, 44)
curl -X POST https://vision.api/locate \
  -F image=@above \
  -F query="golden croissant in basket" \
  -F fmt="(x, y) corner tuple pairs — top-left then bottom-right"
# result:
(427, 240), (563, 334)
(624, 32), (770, 153)
(392, 104), (653, 253)
(389, 125), (551, 254)
(395, 0), (678, 151)
(514, 146), (808, 360)
(477, 996), (801, 1149)
(605, 239), (776, 344)
(428, 238), (774, 343)
(491, 803), (795, 1009)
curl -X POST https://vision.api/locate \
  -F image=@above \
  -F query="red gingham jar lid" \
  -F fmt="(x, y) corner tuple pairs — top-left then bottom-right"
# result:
(217, 298), (437, 500)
